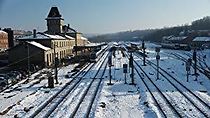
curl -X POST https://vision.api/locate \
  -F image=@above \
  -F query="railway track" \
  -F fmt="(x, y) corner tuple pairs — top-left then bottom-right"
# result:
(166, 52), (210, 79)
(50, 50), (109, 118)
(122, 51), (181, 117)
(69, 52), (108, 118)
(26, 47), (109, 118)
(134, 52), (210, 117)
(27, 62), (93, 118)
(182, 51), (210, 71)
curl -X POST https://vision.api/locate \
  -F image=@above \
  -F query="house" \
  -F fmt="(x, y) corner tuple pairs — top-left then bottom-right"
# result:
(8, 41), (50, 69)
(8, 6), (89, 69)
(162, 36), (192, 44)
(192, 37), (210, 49)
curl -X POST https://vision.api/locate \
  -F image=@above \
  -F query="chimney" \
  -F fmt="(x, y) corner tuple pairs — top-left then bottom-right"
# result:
(63, 25), (67, 34)
(33, 29), (36, 38)
(3, 28), (14, 48)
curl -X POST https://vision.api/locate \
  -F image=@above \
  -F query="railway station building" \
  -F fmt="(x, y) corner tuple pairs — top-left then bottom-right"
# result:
(8, 7), (89, 69)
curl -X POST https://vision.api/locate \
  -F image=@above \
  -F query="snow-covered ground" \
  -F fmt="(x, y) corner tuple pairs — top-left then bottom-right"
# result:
(0, 42), (210, 118)
(0, 64), (77, 117)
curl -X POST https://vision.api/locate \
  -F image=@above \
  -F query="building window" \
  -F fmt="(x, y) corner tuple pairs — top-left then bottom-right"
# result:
(46, 54), (49, 66)
(50, 54), (52, 63)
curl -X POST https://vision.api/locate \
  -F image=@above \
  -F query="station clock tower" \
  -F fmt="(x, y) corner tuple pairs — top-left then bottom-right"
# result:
(45, 7), (64, 34)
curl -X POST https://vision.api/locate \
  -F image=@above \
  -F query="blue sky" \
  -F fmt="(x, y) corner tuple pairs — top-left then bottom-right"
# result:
(0, 0), (210, 34)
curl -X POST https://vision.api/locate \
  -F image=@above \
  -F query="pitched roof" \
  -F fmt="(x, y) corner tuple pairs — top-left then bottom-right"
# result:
(193, 37), (210, 42)
(81, 36), (88, 40)
(17, 32), (66, 40)
(64, 35), (75, 40)
(168, 36), (187, 41)
(18, 33), (50, 40)
(47, 7), (62, 17)
(44, 33), (66, 39)
(27, 41), (51, 51)
(0, 30), (7, 34)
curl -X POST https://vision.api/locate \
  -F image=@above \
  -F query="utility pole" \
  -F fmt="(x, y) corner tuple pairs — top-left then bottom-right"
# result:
(75, 32), (78, 56)
(129, 52), (135, 85)
(54, 43), (58, 84)
(142, 40), (146, 66)
(27, 43), (30, 76)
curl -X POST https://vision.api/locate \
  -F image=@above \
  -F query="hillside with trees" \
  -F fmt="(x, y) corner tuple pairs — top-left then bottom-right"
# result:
(89, 16), (210, 43)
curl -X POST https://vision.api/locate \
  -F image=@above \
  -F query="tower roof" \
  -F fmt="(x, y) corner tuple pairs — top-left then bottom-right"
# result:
(47, 7), (62, 17)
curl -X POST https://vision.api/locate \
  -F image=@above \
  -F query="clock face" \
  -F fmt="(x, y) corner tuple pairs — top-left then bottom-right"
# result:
(53, 12), (57, 17)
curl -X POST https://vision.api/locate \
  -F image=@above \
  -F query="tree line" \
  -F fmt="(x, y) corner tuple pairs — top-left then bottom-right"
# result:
(89, 16), (210, 43)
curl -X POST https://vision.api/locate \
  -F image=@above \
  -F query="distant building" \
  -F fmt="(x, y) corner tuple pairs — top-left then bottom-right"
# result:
(0, 28), (15, 52)
(192, 37), (210, 49)
(161, 30), (210, 50)
(9, 6), (89, 69)
(0, 30), (8, 51)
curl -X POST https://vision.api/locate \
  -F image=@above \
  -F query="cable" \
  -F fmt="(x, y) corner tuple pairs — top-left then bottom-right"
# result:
(0, 50), (43, 71)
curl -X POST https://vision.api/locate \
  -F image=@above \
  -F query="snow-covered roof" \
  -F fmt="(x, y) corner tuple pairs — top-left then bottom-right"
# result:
(44, 34), (66, 39)
(193, 37), (210, 42)
(18, 33), (50, 40)
(85, 43), (99, 46)
(130, 42), (141, 45)
(27, 41), (51, 51)
(17, 32), (66, 40)
(81, 36), (88, 40)
(65, 35), (75, 40)
(0, 30), (7, 34)
(162, 35), (174, 40)
(168, 36), (187, 41)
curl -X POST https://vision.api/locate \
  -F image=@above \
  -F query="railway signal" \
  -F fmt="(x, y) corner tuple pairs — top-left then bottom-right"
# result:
(192, 49), (199, 81)
(155, 47), (160, 80)
(129, 53), (135, 85)
(186, 59), (191, 82)
(107, 54), (113, 85)
(142, 40), (146, 66)
(123, 64), (128, 84)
